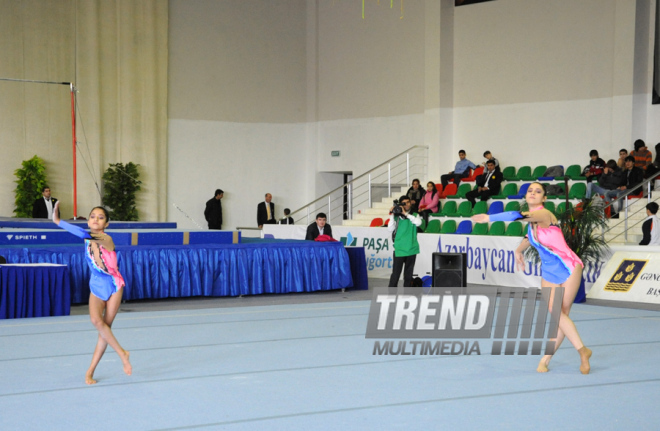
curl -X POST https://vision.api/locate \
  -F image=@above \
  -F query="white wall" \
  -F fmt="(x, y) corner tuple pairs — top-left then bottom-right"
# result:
(168, 119), (309, 230)
(453, 0), (640, 167)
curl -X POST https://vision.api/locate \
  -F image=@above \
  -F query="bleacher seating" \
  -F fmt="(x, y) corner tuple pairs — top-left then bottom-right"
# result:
(461, 166), (484, 182)
(457, 201), (473, 217)
(438, 184), (457, 199)
(488, 221), (506, 236)
(515, 166), (533, 181)
(448, 184), (473, 199)
(369, 217), (383, 227)
(471, 223), (489, 235)
(501, 166), (517, 181)
(441, 220), (457, 234)
(508, 183), (530, 199)
(531, 165), (547, 180)
(455, 220), (473, 234)
(439, 200), (458, 217)
(568, 183), (587, 200)
(504, 201), (521, 212)
(505, 221), (524, 236)
(487, 201), (504, 214)
(492, 183), (517, 199)
(425, 219), (441, 233)
(472, 201), (488, 216)
(560, 164), (586, 181)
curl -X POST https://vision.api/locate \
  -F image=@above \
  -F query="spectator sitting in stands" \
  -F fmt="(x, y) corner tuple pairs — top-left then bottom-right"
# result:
(617, 148), (628, 169)
(465, 159), (502, 208)
(586, 160), (624, 202)
(631, 139), (652, 174)
(644, 142), (660, 181)
(406, 179), (425, 214)
(279, 208), (294, 225)
(418, 181), (439, 224)
(481, 151), (500, 171)
(440, 150), (477, 188)
(639, 202), (660, 245)
(584, 150), (606, 184)
(609, 156), (644, 218)
(305, 212), (332, 240)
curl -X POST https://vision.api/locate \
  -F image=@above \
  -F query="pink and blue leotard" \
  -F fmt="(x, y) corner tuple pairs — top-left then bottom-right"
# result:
(489, 211), (583, 284)
(58, 220), (125, 301)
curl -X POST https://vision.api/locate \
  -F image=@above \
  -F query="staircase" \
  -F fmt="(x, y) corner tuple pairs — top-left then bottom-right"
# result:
(604, 196), (658, 244)
(342, 185), (409, 227)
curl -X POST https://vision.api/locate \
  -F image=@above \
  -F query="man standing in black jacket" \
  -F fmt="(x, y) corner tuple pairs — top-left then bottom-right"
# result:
(204, 189), (223, 229)
(32, 186), (59, 219)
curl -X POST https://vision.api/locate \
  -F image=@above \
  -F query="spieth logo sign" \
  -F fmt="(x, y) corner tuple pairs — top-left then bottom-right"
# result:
(4, 234), (39, 241)
(366, 287), (563, 356)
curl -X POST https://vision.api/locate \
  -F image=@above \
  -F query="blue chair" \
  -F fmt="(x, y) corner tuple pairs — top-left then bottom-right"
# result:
(455, 220), (473, 235)
(508, 183), (530, 199)
(487, 201), (504, 215)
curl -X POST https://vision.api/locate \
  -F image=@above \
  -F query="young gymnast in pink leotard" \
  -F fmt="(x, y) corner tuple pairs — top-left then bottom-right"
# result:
(53, 202), (132, 384)
(472, 182), (592, 374)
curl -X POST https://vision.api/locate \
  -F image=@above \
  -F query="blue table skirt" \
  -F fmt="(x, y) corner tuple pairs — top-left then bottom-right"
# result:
(0, 265), (71, 319)
(0, 241), (353, 303)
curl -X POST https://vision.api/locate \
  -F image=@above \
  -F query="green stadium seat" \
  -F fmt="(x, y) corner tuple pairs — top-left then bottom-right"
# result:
(559, 164), (586, 181)
(488, 221), (506, 236)
(505, 221), (524, 236)
(448, 183), (473, 199)
(471, 223), (489, 235)
(504, 201), (521, 212)
(568, 183), (587, 199)
(501, 166), (517, 181)
(439, 200), (458, 217)
(472, 201), (488, 216)
(516, 166), (533, 181)
(531, 165), (548, 180)
(492, 183), (517, 199)
(440, 219), (457, 234)
(457, 201), (473, 217)
(425, 219), (441, 233)
(556, 201), (573, 214)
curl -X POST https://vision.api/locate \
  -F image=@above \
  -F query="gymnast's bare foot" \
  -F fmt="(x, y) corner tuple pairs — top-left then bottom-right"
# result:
(537, 357), (550, 373)
(579, 346), (592, 374)
(121, 350), (132, 376)
(85, 371), (97, 385)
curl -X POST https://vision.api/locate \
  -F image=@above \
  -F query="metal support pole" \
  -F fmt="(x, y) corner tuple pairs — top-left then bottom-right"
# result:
(348, 183), (352, 219)
(388, 163), (391, 198)
(624, 199), (628, 242)
(406, 153), (410, 187)
(368, 174), (372, 208)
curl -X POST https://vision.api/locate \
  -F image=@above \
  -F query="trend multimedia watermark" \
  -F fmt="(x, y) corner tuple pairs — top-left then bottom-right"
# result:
(366, 286), (563, 356)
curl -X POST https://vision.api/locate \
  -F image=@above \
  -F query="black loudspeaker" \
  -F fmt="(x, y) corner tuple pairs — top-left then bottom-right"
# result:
(432, 252), (467, 287)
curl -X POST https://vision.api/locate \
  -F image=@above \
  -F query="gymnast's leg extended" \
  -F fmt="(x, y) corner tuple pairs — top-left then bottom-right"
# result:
(86, 289), (131, 384)
(537, 265), (591, 374)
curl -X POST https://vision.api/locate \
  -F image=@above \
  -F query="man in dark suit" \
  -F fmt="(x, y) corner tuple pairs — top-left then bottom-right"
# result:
(305, 212), (333, 240)
(32, 186), (60, 219)
(204, 189), (223, 230)
(257, 193), (276, 228)
(465, 160), (502, 207)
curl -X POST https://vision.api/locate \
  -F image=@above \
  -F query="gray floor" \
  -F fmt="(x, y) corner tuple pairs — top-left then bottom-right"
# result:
(2, 280), (660, 430)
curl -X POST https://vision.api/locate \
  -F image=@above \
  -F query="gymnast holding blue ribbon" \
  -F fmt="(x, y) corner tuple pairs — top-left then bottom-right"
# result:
(53, 202), (132, 384)
(471, 182), (592, 374)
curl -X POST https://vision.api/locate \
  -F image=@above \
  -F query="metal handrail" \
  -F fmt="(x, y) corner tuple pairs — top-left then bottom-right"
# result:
(287, 146), (429, 224)
(602, 169), (660, 242)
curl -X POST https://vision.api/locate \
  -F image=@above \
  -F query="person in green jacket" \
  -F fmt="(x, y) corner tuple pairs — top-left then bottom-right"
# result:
(387, 196), (422, 287)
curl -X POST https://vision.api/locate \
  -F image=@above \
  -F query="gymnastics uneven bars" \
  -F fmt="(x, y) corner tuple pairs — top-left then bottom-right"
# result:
(0, 77), (79, 218)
